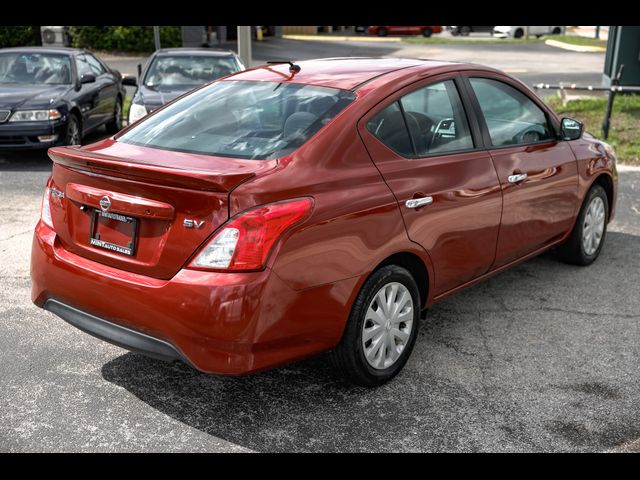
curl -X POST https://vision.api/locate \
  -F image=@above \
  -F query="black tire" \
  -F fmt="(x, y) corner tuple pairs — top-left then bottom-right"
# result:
(64, 113), (81, 146)
(377, 27), (388, 37)
(552, 27), (562, 35)
(451, 30), (460, 36)
(514, 28), (524, 39)
(557, 184), (609, 266)
(422, 27), (433, 38)
(460, 26), (471, 36)
(329, 265), (421, 387)
(105, 97), (123, 134)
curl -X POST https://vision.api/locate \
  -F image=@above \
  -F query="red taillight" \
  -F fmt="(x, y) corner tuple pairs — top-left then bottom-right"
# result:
(189, 198), (314, 272)
(41, 177), (54, 229)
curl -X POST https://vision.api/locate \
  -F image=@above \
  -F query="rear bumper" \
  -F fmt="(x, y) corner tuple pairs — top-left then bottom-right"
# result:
(44, 298), (189, 364)
(31, 221), (358, 375)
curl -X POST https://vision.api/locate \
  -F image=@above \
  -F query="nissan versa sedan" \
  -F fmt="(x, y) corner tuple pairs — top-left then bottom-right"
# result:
(0, 47), (126, 149)
(31, 58), (617, 387)
(124, 48), (244, 124)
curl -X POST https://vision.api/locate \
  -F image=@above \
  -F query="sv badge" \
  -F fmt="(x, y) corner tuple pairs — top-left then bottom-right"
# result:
(183, 219), (205, 229)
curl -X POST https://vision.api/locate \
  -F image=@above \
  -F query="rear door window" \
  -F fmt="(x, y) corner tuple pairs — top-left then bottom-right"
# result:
(366, 102), (414, 157)
(399, 80), (473, 155)
(366, 79), (474, 157)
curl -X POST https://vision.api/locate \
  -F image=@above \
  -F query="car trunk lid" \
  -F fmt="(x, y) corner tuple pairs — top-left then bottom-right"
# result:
(47, 141), (276, 279)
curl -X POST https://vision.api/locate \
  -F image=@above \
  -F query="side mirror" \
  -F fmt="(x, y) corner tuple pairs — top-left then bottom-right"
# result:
(122, 76), (137, 86)
(80, 73), (96, 84)
(561, 117), (583, 141)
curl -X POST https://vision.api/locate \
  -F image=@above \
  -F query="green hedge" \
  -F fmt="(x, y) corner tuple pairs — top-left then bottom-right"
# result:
(0, 26), (40, 48)
(69, 26), (182, 52)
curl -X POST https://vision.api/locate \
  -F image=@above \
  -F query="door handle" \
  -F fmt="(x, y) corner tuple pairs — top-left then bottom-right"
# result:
(405, 196), (433, 209)
(507, 173), (528, 184)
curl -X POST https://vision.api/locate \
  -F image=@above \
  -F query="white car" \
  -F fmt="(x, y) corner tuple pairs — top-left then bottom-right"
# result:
(493, 26), (565, 39)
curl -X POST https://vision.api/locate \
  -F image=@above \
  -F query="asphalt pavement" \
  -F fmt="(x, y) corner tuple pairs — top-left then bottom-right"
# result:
(105, 37), (605, 100)
(1, 38), (638, 453)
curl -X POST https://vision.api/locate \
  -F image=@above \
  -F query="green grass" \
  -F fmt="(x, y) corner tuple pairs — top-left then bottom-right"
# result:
(403, 36), (544, 45)
(545, 94), (640, 165)
(403, 33), (607, 48)
(551, 34), (607, 48)
(123, 96), (132, 124)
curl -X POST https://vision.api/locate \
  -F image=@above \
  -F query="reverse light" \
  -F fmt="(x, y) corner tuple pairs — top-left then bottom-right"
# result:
(41, 186), (54, 229)
(189, 198), (314, 271)
(9, 109), (61, 122)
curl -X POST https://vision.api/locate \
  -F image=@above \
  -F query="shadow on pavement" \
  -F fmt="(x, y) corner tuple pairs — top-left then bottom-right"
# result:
(101, 231), (640, 452)
(0, 128), (110, 172)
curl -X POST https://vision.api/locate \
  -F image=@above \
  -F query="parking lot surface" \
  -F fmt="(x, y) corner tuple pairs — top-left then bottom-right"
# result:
(1, 147), (638, 452)
(1, 39), (637, 452)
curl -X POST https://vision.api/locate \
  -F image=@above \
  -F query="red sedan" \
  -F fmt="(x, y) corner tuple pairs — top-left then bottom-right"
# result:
(368, 26), (443, 37)
(31, 58), (617, 387)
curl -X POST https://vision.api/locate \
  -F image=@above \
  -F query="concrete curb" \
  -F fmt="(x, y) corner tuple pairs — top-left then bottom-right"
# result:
(617, 164), (640, 172)
(282, 34), (402, 43)
(545, 39), (606, 53)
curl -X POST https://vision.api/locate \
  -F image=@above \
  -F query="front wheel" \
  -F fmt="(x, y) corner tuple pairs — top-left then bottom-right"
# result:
(105, 98), (123, 134)
(64, 114), (81, 146)
(377, 27), (388, 37)
(329, 265), (421, 387)
(557, 184), (609, 266)
(422, 27), (433, 37)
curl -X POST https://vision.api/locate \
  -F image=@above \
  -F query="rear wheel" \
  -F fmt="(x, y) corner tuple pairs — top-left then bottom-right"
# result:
(514, 28), (524, 39)
(330, 265), (421, 387)
(422, 27), (433, 37)
(65, 113), (81, 146)
(105, 98), (123, 134)
(552, 27), (562, 35)
(557, 184), (609, 266)
(377, 27), (388, 37)
(460, 26), (471, 36)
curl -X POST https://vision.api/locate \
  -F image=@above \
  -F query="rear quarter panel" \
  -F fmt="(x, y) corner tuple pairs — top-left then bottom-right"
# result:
(228, 101), (434, 301)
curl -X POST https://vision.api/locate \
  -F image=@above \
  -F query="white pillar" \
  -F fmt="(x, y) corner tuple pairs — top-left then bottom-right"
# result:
(153, 26), (161, 51)
(237, 26), (252, 67)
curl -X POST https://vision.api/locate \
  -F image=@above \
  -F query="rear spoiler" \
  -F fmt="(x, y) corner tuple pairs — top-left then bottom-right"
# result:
(48, 146), (256, 192)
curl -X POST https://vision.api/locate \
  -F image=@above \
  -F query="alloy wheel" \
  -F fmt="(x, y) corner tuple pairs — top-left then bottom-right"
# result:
(67, 118), (80, 145)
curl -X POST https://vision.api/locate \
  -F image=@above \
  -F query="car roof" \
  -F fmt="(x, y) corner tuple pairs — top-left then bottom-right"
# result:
(0, 46), (84, 55)
(224, 57), (471, 90)
(154, 48), (236, 57)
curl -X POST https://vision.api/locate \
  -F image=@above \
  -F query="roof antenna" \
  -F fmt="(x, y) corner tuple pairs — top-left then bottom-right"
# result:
(266, 61), (301, 73)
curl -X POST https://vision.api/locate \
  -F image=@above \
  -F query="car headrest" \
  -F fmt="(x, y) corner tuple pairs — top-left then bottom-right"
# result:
(283, 112), (318, 139)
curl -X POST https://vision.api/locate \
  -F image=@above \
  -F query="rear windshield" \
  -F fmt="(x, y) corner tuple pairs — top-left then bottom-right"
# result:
(118, 80), (356, 160)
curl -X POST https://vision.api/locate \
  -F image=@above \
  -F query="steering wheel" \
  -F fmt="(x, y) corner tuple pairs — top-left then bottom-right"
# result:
(428, 117), (455, 149)
(515, 127), (543, 144)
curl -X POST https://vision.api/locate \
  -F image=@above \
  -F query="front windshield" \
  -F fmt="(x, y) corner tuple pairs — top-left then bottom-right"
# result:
(0, 53), (72, 85)
(118, 80), (356, 160)
(144, 55), (241, 88)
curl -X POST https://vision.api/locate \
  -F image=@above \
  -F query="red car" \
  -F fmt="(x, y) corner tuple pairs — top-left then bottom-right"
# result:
(31, 58), (617, 387)
(368, 26), (443, 37)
